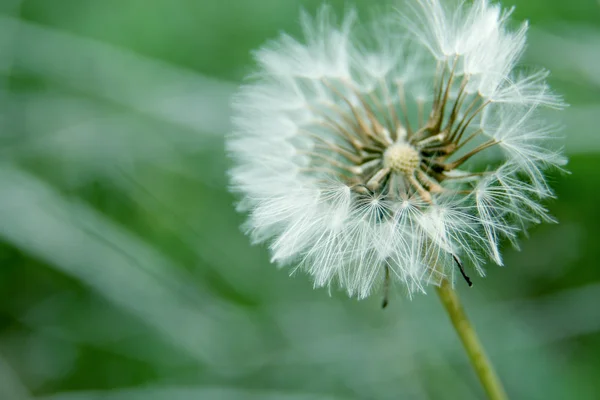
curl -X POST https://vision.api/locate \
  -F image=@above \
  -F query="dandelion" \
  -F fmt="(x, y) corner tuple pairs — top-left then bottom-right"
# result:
(229, 1), (566, 397)
(228, 0), (565, 299)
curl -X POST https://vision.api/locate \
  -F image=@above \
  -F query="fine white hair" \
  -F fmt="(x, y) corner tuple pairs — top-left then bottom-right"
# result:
(228, 0), (565, 299)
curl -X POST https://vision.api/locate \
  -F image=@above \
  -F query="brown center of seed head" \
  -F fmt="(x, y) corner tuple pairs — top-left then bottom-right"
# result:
(311, 70), (498, 203)
(383, 143), (420, 176)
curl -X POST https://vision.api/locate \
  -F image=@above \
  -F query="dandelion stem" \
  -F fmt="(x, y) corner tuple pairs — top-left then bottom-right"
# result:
(435, 280), (508, 400)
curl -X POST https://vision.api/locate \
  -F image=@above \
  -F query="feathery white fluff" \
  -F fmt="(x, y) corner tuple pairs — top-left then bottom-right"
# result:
(228, 0), (565, 299)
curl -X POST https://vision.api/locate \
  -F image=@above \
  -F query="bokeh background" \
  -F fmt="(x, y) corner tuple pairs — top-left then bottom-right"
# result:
(1, 0), (599, 399)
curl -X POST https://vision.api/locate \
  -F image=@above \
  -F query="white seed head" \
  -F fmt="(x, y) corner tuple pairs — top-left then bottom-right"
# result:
(227, 0), (566, 300)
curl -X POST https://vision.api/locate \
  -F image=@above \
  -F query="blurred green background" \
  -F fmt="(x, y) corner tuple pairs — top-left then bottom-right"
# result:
(1, 0), (599, 399)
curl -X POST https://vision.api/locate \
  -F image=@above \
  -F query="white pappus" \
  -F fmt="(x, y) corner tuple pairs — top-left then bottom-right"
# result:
(227, 0), (566, 301)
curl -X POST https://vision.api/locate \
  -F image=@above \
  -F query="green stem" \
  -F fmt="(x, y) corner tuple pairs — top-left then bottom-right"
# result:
(435, 280), (508, 400)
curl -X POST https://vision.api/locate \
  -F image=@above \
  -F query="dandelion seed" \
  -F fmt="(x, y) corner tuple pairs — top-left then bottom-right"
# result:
(228, 0), (566, 300)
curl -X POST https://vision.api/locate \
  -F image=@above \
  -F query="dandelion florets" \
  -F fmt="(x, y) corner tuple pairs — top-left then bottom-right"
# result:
(228, 0), (566, 299)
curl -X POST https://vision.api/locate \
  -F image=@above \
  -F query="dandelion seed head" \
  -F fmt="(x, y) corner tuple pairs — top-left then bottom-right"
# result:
(227, 0), (566, 299)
